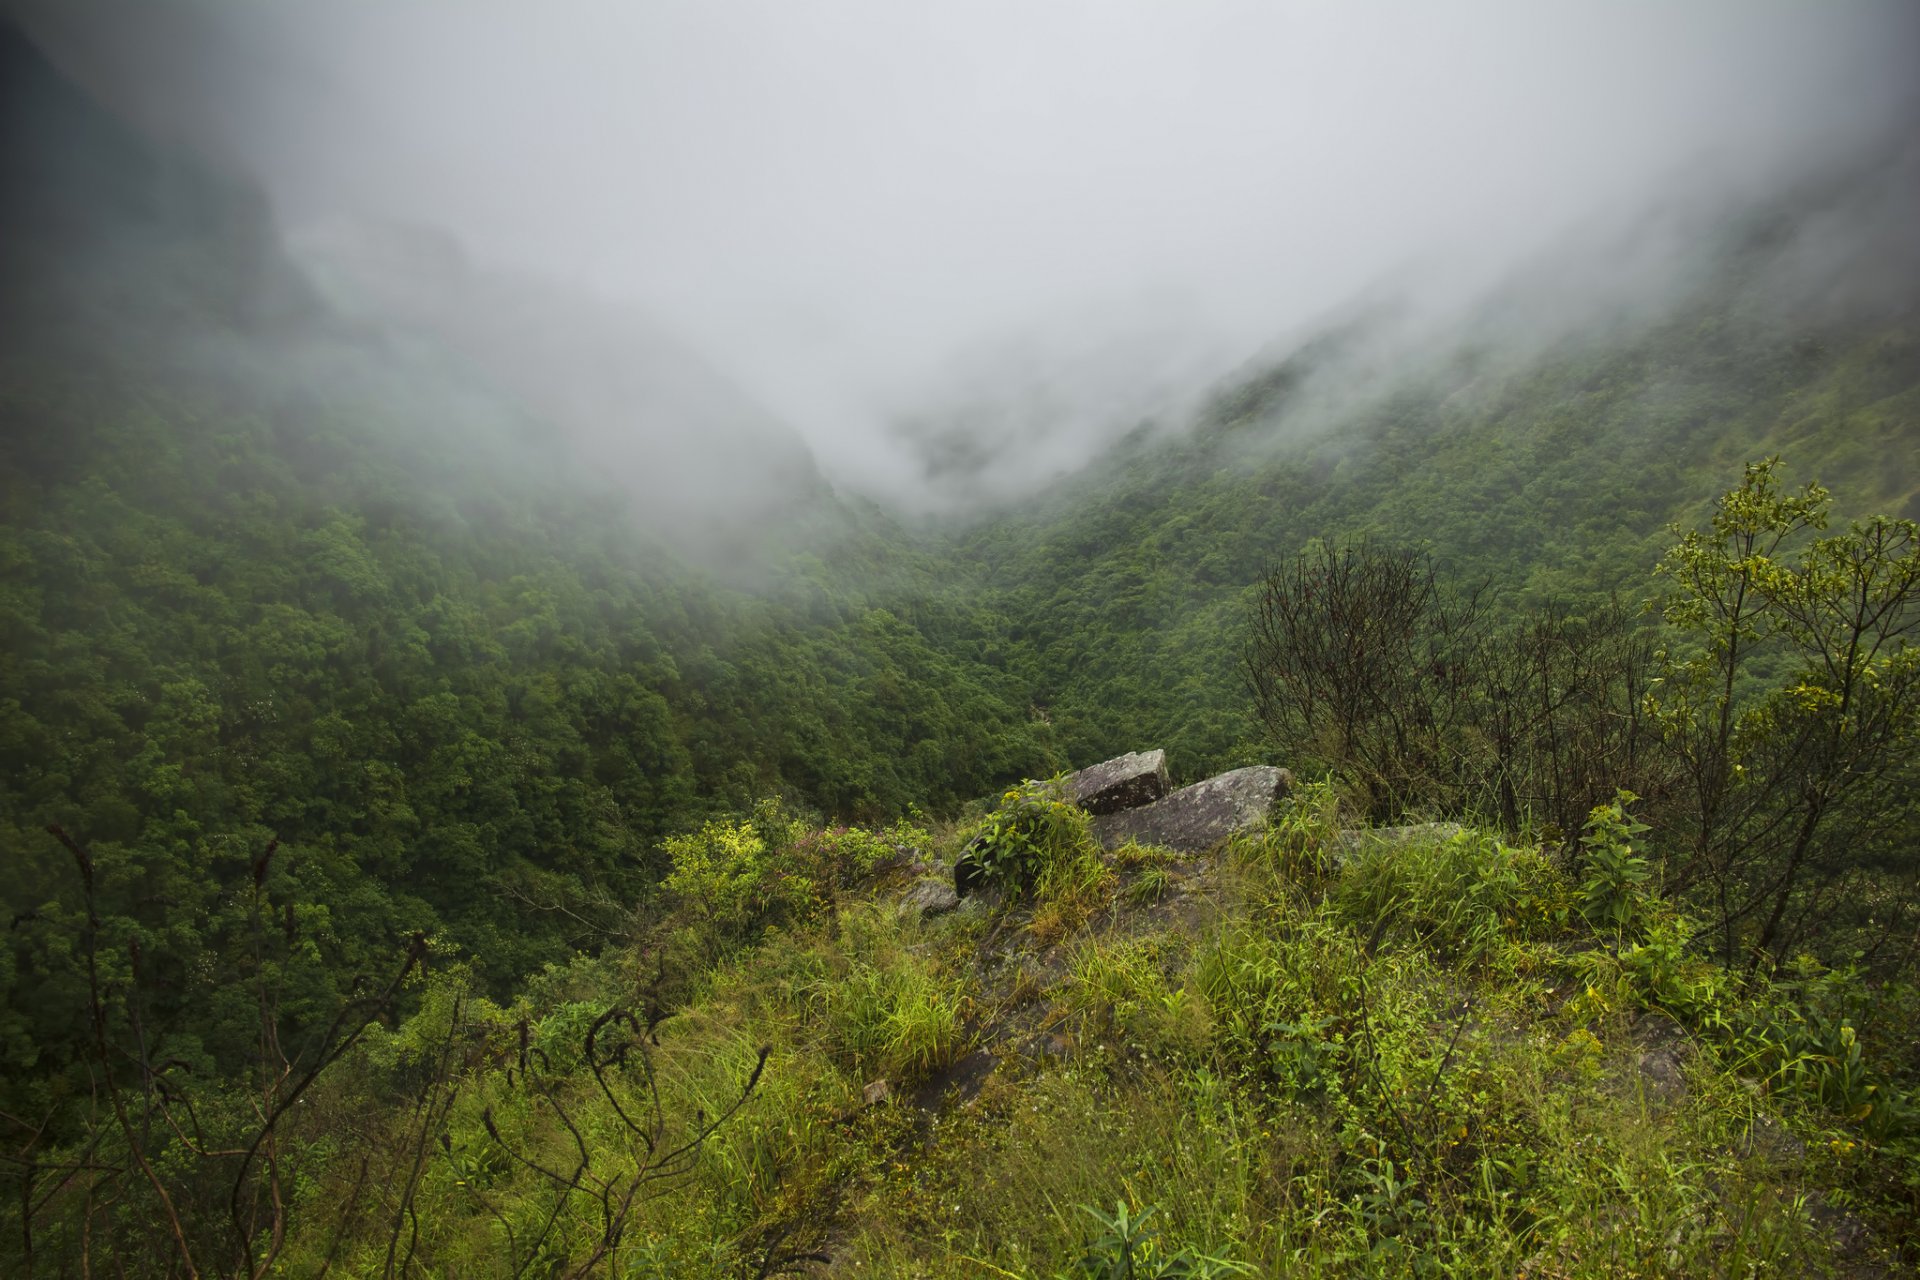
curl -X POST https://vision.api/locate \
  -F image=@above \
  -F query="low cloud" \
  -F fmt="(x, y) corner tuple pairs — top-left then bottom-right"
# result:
(9, 0), (1917, 511)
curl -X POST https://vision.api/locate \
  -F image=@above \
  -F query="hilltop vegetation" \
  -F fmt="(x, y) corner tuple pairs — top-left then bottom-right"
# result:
(16, 780), (1917, 1276)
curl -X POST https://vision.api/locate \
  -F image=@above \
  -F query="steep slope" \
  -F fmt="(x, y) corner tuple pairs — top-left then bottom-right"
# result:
(22, 778), (1913, 1276)
(0, 15), (1058, 1109)
(939, 161), (1920, 779)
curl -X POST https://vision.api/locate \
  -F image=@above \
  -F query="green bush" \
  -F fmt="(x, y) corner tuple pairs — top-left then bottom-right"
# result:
(1331, 828), (1554, 967)
(1578, 791), (1653, 939)
(1736, 957), (1914, 1141)
(954, 778), (1096, 896)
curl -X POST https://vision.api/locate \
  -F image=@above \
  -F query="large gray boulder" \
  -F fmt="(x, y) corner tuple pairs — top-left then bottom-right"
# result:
(1091, 766), (1291, 852)
(1066, 749), (1171, 815)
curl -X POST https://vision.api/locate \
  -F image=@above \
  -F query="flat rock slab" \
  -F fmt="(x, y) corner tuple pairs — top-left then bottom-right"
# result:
(1066, 749), (1171, 815)
(1091, 766), (1290, 852)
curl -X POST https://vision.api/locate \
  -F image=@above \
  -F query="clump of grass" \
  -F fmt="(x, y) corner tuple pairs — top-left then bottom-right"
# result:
(786, 902), (973, 1083)
(1062, 934), (1210, 1059)
(1029, 843), (1114, 944)
(1331, 827), (1563, 967)
(1230, 777), (1343, 882)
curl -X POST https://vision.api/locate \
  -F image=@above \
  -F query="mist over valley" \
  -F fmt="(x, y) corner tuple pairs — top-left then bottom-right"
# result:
(3, 4), (1919, 1276)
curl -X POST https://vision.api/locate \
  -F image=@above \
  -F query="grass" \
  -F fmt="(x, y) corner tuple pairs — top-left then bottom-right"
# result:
(218, 797), (1920, 1275)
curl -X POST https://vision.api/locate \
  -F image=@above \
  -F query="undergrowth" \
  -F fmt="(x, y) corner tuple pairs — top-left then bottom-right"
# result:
(38, 788), (1916, 1277)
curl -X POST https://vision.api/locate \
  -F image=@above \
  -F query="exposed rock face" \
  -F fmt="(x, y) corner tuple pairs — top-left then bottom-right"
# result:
(1091, 766), (1291, 852)
(1065, 749), (1170, 815)
(1636, 1047), (1687, 1106)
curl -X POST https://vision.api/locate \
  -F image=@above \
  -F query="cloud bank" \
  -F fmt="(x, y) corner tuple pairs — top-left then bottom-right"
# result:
(10, 0), (1918, 508)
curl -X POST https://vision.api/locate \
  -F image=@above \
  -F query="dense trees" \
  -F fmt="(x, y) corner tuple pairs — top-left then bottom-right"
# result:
(1243, 542), (1654, 835)
(0, 358), (1063, 1183)
(1242, 463), (1920, 971)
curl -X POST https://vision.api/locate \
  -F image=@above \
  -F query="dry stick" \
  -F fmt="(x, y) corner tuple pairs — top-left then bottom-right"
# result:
(26, 1155), (128, 1223)
(2, 1103), (63, 1278)
(385, 1000), (466, 1280)
(313, 1155), (372, 1280)
(1417, 996), (1476, 1153)
(14, 1142), (31, 1280)
(48, 826), (200, 1280)
(751, 1222), (833, 1279)
(492, 1101), (584, 1280)
(390, 1087), (461, 1280)
(586, 1008), (656, 1151)
(245, 840), (285, 1278)
(226, 931), (428, 1261)
(451, 1171), (519, 1268)
(559, 1045), (771, 1280)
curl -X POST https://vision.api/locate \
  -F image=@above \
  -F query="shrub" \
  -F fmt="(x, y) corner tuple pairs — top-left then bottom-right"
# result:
(1578, 791), (1653, 939)
(663, 819), (800, 955)
(954, 778), (1096, 897)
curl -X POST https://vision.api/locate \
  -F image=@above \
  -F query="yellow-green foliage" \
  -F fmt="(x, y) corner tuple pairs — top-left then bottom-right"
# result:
(801, 903), (970, 1081)
(664, 808), (928, 961)
(242, 814), (1920, 1276)
(665, 818), (790, 945)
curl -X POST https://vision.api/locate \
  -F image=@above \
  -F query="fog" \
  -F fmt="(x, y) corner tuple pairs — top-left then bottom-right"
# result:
(10, 0), (1918, 510)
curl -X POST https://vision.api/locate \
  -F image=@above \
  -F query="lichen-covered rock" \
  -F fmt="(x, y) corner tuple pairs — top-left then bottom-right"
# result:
(1090, 766), (1290, 852)
(1065, 749), (1170, 815)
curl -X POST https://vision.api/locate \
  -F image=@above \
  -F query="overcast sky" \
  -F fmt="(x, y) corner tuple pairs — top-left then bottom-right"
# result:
(13, 0), (1920, 502)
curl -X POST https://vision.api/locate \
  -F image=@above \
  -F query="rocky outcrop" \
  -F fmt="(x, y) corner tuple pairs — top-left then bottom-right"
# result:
(1091, 766), (1291, 852)
(1065, 749), (1170, 815)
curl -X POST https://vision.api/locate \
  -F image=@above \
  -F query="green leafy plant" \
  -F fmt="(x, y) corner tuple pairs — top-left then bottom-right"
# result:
(1735, 957), (1914, 1140)
(1579, 790), (1652, 938)
(954, 779), (1094, 897)
(1062, 1201), (1250, 1279)
(663, 819), (802, 955)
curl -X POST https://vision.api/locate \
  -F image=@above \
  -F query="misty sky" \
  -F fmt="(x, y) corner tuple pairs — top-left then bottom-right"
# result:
(14, 0), (1920, 503)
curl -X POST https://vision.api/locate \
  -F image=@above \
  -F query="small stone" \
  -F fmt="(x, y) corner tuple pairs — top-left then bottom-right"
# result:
(1737, 1113), (1806, 1163)
(1636, 1047), (1686, 1105)
(1331, 823), (1465, 864)
(902, 878), (961, 917)
(863, 1079), (891, 1107)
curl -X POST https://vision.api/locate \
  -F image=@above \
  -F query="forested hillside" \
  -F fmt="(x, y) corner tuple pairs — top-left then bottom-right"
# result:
(948, 200), (1920, 778)
(0, 16), (1060, 1147)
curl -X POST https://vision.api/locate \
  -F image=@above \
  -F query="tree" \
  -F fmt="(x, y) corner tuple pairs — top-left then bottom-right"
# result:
(1243, 541), (1487, 822)
(1243, 542), (1657, 835)
(1649, 459), (1920, 969)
